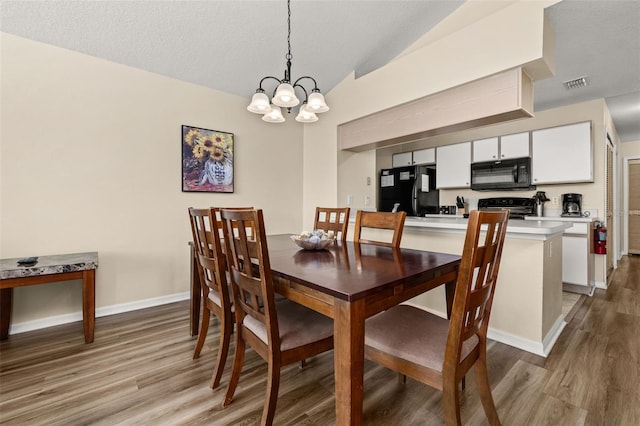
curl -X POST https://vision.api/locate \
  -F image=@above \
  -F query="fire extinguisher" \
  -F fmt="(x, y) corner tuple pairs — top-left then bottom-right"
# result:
(594, 221), (607, 254)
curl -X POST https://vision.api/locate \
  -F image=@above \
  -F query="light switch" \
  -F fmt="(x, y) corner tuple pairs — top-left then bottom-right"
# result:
(347, 195), (353, 205)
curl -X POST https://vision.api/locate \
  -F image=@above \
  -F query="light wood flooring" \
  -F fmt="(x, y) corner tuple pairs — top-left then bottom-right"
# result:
(1, 255), (639, 425)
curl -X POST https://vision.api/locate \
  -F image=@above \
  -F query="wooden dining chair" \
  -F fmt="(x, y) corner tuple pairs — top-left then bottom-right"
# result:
(353, 210), (407, 248)
(220, 208), (334, 426)
(188, 207), (233, 390)
(364, 209), (509, 426)
(313, 207), (350, 242)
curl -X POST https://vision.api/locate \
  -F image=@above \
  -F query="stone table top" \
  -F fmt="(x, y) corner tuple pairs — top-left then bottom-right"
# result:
(0, 252), (98, 280)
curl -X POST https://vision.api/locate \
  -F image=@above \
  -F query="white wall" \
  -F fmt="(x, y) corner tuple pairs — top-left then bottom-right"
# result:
(302, 0), (555, 229)
(1, 33), (304, 328)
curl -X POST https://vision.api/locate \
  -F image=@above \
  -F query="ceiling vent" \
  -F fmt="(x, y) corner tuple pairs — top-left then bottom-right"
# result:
(563, 76), (589, 89)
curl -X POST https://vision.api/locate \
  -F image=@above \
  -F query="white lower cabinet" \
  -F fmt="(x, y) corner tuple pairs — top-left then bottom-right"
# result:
(561, 222), (594, 295)
(525, 217), (595, 295)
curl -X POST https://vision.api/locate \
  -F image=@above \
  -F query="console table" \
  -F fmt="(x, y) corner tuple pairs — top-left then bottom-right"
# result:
(0, 252), (98, 343)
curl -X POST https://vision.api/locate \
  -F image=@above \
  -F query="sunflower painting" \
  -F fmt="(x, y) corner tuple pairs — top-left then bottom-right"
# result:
(182, 125), (234, 193)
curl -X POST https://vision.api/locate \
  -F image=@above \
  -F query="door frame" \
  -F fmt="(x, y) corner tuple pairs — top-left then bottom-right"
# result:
(623, 154), (640, 255)
(605, 133), (617, 273)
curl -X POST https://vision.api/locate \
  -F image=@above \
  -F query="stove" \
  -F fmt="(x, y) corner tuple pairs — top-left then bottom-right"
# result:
(477, 197), (536, 219)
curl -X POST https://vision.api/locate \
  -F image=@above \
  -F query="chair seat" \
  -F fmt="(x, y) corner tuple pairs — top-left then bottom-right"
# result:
(365, 305), (478, 372)
(244, 299), (334, 352)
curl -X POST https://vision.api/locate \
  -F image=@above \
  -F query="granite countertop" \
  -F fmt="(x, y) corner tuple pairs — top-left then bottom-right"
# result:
(1, 252), (98, 279)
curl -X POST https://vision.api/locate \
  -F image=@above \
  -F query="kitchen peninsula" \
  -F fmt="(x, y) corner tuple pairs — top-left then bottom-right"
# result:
(355, 216), (571, 356)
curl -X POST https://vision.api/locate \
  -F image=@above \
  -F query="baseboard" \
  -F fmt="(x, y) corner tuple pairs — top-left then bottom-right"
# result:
(401, 302), (564, 357)
(594, 280), (607, 290)
(8, 292), (191, 335)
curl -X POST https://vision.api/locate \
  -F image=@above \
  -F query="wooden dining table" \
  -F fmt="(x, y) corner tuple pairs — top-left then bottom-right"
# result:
(190, 234), (461, 425)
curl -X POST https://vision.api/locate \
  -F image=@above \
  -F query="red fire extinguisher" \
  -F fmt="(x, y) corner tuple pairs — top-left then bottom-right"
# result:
(594, 221), (607, 254)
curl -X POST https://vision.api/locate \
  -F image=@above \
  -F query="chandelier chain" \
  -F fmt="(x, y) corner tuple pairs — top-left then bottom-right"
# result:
(286, 0), (292, 61)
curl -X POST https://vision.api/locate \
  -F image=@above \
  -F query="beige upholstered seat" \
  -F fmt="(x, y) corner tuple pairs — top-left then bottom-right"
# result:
(353, 210), (406, 248)
(220, 208), (334, 426)
(364, 209), (509, 426)
(313, 207), (350, 243)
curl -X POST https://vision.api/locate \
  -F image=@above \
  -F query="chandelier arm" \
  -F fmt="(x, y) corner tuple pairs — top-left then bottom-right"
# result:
(258, 76), (284, 92)
(292, 83), (309, 102)
(293, 76), (320, 92)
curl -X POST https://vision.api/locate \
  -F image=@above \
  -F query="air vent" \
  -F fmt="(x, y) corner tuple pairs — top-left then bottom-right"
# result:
(563, 76), (589, 89)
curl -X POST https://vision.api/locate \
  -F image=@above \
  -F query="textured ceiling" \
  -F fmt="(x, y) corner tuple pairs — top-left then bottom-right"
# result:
(1, 0), (639, 141)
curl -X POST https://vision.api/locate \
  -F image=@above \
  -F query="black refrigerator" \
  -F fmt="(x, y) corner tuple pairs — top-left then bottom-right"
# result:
(379, 165), (439, 216)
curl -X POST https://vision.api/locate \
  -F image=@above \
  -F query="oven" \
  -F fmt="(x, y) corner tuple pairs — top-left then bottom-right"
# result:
(477, 197), (536, 219)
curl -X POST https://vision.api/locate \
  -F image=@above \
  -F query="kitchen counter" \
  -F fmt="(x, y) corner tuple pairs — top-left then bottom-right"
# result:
(355, 214), (568, 357)
(406, 215), (571, 238)
(524, 215), (597, 223)
(526, 215), (596, 296)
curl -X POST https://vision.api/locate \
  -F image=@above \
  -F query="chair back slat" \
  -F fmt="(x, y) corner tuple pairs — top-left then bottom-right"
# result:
(314, 207), (350, 242)
(220, 208), (280, 348)
(353, 210), (406, 247)
(188, 208), (227, 300)
(446, 210), (508, 363)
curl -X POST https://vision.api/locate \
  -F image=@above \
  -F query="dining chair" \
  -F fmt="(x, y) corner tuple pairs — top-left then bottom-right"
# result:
(220, 208), (334, 426)
(188, 207), (232, 390)
(353, 210), (407, 248)
(313, 207), (350, 242)
(364, 209), (509, 426)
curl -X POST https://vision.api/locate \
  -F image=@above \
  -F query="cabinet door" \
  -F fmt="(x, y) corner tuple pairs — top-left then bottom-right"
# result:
(392, 152), (412, 167)
(412, 148), (435, 165)
(563, 235), (589, 285)
(473, 137), (499, 162)
(500, 132), (530, 159)
(532, 122), (592, 184)
(436, 142), (471, 189)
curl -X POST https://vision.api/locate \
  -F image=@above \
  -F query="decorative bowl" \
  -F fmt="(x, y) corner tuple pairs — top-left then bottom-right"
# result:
(290, 230), (335, 251)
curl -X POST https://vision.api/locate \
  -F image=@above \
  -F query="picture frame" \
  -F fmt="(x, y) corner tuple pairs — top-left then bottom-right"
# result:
(181, 125), (234, 193)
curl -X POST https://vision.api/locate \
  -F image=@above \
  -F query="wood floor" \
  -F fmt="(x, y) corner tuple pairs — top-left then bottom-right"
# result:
(1, 255), (638, 425)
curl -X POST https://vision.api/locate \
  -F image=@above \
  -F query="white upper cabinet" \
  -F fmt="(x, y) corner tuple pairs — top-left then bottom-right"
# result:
(473, 132), (530, 163)
(392, 148), (436, 167)
(392, 152), (413, 167)
(532, 122), (592, 184)
(436, 142), (471, 189)
(500, 132), (530, 159)
(473, 137), (499, 162)
(411, 148), (435, 165)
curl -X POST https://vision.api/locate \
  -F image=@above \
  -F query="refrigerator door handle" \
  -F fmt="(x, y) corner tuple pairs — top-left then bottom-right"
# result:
(412, 180), (418, 216)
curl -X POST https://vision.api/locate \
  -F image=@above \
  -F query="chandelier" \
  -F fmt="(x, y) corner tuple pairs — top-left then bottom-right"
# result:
(247, 0), (330, 123)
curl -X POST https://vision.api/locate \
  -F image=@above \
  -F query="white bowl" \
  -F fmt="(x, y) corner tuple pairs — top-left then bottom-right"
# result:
(290, 235), (335, 250)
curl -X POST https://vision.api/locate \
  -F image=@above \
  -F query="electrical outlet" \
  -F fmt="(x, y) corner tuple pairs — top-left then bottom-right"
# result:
(364, 196), (370, 206)
(366, 177), (371, 186)
(347, 195), (353, 205)
(552, 196), (559, 205)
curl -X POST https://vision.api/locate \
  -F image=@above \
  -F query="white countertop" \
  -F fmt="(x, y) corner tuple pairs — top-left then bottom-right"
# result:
(523, 215), (597, 223)
(405, 216), (571, 238)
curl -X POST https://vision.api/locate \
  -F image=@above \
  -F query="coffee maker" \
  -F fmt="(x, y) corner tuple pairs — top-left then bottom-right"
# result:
(561, 193), (582, 217)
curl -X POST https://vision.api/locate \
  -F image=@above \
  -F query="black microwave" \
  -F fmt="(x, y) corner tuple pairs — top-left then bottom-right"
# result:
(470, 157), (535, 191)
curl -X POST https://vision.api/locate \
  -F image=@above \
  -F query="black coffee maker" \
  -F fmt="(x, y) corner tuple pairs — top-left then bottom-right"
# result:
(561, 193), (582, 217)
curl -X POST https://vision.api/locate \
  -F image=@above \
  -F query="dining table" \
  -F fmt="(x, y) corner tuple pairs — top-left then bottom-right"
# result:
(190, 234), (461, 425)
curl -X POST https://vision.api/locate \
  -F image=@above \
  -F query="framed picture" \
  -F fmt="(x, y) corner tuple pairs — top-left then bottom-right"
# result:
(181, 125), (234, 193)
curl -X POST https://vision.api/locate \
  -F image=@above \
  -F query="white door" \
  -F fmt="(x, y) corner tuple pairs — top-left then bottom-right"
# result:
(629, 160), (640, 254)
